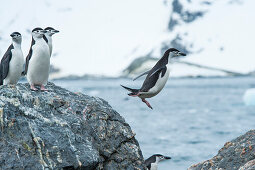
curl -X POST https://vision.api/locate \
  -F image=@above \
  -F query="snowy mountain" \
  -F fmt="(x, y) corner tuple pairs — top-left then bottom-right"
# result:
(167, 0), (255, 76)
(0, 0), (254, 78)
(124, 0), (255, 78)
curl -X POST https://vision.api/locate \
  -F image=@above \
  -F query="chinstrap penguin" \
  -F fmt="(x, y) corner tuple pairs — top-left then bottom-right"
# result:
(145, 154), (171, 170)
(43, 27), (59, 56)
(24, 27), (50, 91)
(0, 32), (24, 85)
(121, 48), (186, 109)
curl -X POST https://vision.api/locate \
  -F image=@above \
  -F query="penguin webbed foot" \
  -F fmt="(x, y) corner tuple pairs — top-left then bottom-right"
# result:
(128, 92), (140, 97)
(30, 84), (38, 91)
(8, 84), (16, 88)
(142, 98), (153, 109)
(40, 85), (48, 92)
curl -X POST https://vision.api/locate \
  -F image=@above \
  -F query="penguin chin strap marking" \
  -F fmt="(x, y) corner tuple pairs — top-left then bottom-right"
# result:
(142, 98), (153, 109)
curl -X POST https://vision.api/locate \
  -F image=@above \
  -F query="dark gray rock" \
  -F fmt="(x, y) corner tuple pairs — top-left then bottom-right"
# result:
(188, 130), (255, 170)
(0, 82), (145, 170)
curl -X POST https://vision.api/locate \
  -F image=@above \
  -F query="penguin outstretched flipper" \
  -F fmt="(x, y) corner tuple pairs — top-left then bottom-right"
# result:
(133, 70), (150, 81)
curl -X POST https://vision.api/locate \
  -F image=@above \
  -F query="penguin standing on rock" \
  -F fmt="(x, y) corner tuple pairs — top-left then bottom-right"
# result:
(145, 154), (171, 170)
(121, 48), (186, 109)
(43, 27), (59, 56)
(0, 32), (24, 85)
(23, 27), (50, 91)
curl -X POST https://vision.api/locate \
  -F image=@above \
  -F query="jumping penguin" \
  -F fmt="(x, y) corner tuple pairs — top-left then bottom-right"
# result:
(23, 27), (50, 91)
(121, 48), (186, 109)
(0, 32), (24, 85)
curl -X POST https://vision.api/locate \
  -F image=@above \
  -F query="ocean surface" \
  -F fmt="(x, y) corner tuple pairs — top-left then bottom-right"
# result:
(53, 76), (255, 170)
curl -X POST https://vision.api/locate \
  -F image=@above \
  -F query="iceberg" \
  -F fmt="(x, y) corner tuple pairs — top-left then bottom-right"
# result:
(243, 88), (255, 106)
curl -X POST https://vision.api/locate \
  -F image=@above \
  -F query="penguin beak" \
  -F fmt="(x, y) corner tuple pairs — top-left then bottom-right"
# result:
(53, 29), (59, 33)
(164, 156), (171, 160)
(178, 52), (186, 56)
(10, 33), (15, 37)
(172, 52), (186, 58)
(41, 30), (47, 34)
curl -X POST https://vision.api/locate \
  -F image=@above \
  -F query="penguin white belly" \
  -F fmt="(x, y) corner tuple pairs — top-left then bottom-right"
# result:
(48, 40), (53, 56)
(140, 65), (170, 98)
(150, 163), (158, 170)
(4, 49), (24, 85)
(27, 44), (50, 85)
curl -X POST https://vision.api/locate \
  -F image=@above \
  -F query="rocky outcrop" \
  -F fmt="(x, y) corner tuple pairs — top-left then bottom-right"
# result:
(0, 83), (145, 169)
(189, 130), (255, 170)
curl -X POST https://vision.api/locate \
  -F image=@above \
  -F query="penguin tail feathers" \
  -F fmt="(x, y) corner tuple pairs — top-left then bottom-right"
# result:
(120, 85), (139, 95)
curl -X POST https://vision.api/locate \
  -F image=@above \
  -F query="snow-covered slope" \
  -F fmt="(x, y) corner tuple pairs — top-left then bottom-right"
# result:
(143, 0), (255, 77)
(173, 0), (255, 74)
(0, 0), (254, 78)
(0, 0), (170, 77)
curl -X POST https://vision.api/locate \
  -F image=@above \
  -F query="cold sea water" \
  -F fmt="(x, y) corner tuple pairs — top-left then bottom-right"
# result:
(53, 76), (255, 170)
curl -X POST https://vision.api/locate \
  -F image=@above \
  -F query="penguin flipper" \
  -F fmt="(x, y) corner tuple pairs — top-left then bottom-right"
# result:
(0, 44), (13, 84)
(23, 38), (35, 75)
(149, 65), (167, 78)
(133, 70), (150, 81)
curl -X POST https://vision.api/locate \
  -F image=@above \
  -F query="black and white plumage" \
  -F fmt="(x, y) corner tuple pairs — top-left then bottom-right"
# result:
(0, 32), (24, 85)
(121, 48), (186, 109)
(145, 154), (171, 170)
(24, 27), (50, 91)
(43, 27), (59, 56)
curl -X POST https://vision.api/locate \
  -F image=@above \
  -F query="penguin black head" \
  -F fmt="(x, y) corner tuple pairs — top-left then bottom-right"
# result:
(32, 27), (47, 38)
(165, 48), (186, 58)
(153, 154), (171, 162)
(44, 27), (59, 36)
(10, 32), (22, 43)
(145, 154), (171, 169)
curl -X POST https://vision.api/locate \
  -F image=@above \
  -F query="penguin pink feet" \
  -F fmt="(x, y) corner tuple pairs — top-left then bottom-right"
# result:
(129, 92), (140, 97)
(40, 85), (48, 91)
(142, 98), (153, 109)
(30, 84), (38, 91)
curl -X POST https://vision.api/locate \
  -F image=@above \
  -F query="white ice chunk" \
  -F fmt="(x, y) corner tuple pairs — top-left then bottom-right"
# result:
(243, 88), (255, 106)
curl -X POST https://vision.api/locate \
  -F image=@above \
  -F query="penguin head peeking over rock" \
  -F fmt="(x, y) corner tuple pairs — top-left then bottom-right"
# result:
(145, 154), (171, 170)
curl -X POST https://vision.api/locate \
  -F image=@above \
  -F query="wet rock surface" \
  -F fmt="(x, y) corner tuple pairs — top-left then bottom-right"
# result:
(189, 130), (255, 170)
(0, 82), (145, 169)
